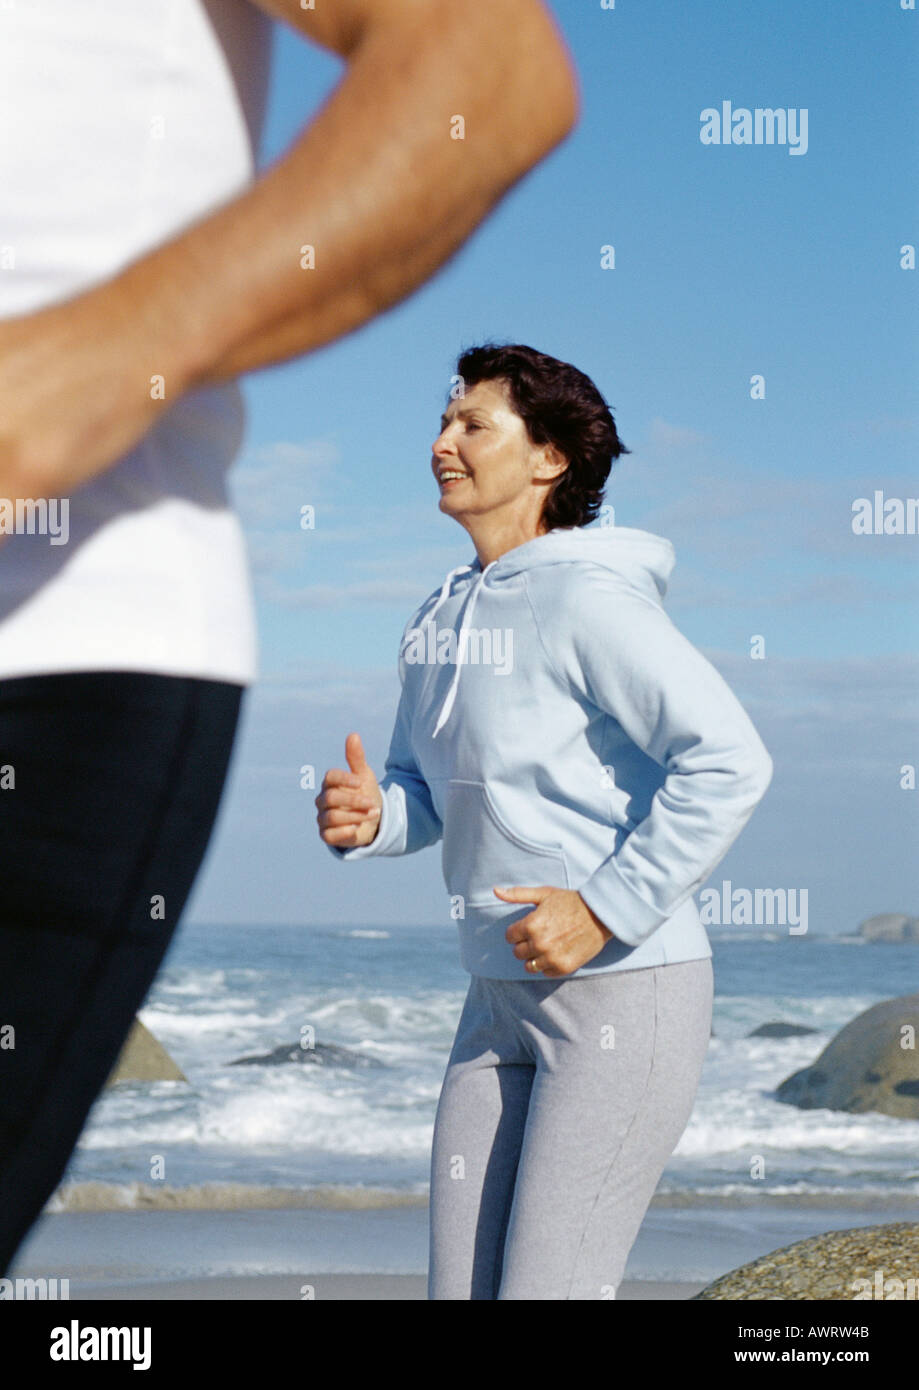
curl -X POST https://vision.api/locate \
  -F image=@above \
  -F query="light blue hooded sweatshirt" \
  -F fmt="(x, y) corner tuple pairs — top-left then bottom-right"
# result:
(328, 525), (773, 979)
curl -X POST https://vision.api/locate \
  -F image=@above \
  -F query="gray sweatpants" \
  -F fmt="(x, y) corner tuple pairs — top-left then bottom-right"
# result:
(428, 957), (713, 1300)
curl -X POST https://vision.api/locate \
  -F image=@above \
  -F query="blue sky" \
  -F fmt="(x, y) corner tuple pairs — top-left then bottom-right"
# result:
(185, 0), (918, 936)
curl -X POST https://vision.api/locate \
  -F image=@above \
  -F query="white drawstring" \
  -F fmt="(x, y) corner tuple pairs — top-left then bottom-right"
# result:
(421, 561), (478, 633)
(431, 559), (496, 738)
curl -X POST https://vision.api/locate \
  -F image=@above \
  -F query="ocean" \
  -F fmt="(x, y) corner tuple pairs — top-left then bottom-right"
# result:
(54, 923), (919, 1214)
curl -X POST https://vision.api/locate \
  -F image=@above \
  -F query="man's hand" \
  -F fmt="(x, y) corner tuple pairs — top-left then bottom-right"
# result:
(496, 885), (615, 978)
(0, 285), (189, 516)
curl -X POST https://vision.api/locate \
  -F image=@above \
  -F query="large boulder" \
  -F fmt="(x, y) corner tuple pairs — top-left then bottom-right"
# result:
(858, 913), (919, 942)
(775, 993), (919, 1118)
(105, 1019), (187, 1085)
(692, 1223), (919, 1300)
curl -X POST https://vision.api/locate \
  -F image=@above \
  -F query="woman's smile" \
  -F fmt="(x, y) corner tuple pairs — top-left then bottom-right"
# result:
(438, 470), (470, 489)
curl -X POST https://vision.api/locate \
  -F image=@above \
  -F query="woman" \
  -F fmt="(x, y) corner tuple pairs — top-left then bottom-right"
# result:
(317, 342), (773, 1300)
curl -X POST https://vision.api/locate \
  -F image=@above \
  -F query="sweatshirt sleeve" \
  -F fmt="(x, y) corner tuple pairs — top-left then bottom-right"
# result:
(539, 571), (773, 948)
(326, 651), (442, 865)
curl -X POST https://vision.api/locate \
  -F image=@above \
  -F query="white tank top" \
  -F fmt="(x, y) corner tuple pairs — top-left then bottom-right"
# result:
(0, 0), (273, 684)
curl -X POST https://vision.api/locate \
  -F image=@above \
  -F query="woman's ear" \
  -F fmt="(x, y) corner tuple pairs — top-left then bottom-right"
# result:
(533, 442), (569, 483)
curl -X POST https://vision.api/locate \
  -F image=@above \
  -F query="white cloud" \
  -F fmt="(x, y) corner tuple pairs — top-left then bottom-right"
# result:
(645, 417), (712, 453)
(229, 439), (339, 530)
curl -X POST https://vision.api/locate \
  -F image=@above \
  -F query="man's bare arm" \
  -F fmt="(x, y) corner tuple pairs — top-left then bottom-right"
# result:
(185, 0), (580, 381)
(0, 0), (577, 505)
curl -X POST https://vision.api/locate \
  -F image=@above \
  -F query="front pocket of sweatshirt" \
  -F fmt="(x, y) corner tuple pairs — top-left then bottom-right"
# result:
(441, 779), (570, 909)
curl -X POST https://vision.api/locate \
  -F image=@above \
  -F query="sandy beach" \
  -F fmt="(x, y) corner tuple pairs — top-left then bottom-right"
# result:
(11, 1196), (919, 1300)
(38, 1275), (704, 1300)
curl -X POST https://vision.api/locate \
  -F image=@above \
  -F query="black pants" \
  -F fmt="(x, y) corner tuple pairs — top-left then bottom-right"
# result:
(0, 671), (243, 1273)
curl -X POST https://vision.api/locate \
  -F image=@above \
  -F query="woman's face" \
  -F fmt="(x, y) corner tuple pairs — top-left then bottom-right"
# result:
(431, 378), (563, 537)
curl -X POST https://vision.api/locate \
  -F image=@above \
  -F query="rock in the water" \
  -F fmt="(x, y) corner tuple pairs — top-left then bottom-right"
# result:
(775, 993), (919, 1118)
(106, 1019), (187, 1085)
(858, 913), (919, 942)
(692, 1222), (919, 1300)
(749, 1022), (818, 1038)
(228, 1040), (382, 1069)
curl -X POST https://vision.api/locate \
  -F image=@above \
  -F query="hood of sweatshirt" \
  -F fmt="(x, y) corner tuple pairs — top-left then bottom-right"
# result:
(414, 525), (676, 738)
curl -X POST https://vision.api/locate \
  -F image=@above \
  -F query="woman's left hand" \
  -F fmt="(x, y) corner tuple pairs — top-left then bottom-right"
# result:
(494, 885), (615, 977)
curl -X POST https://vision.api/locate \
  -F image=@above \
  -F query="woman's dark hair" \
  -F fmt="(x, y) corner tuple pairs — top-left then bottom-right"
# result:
(453, 342), (630, 529)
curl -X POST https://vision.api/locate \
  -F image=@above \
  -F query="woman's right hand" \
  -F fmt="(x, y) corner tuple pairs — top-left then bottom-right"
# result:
(316, 732), (383, 848)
